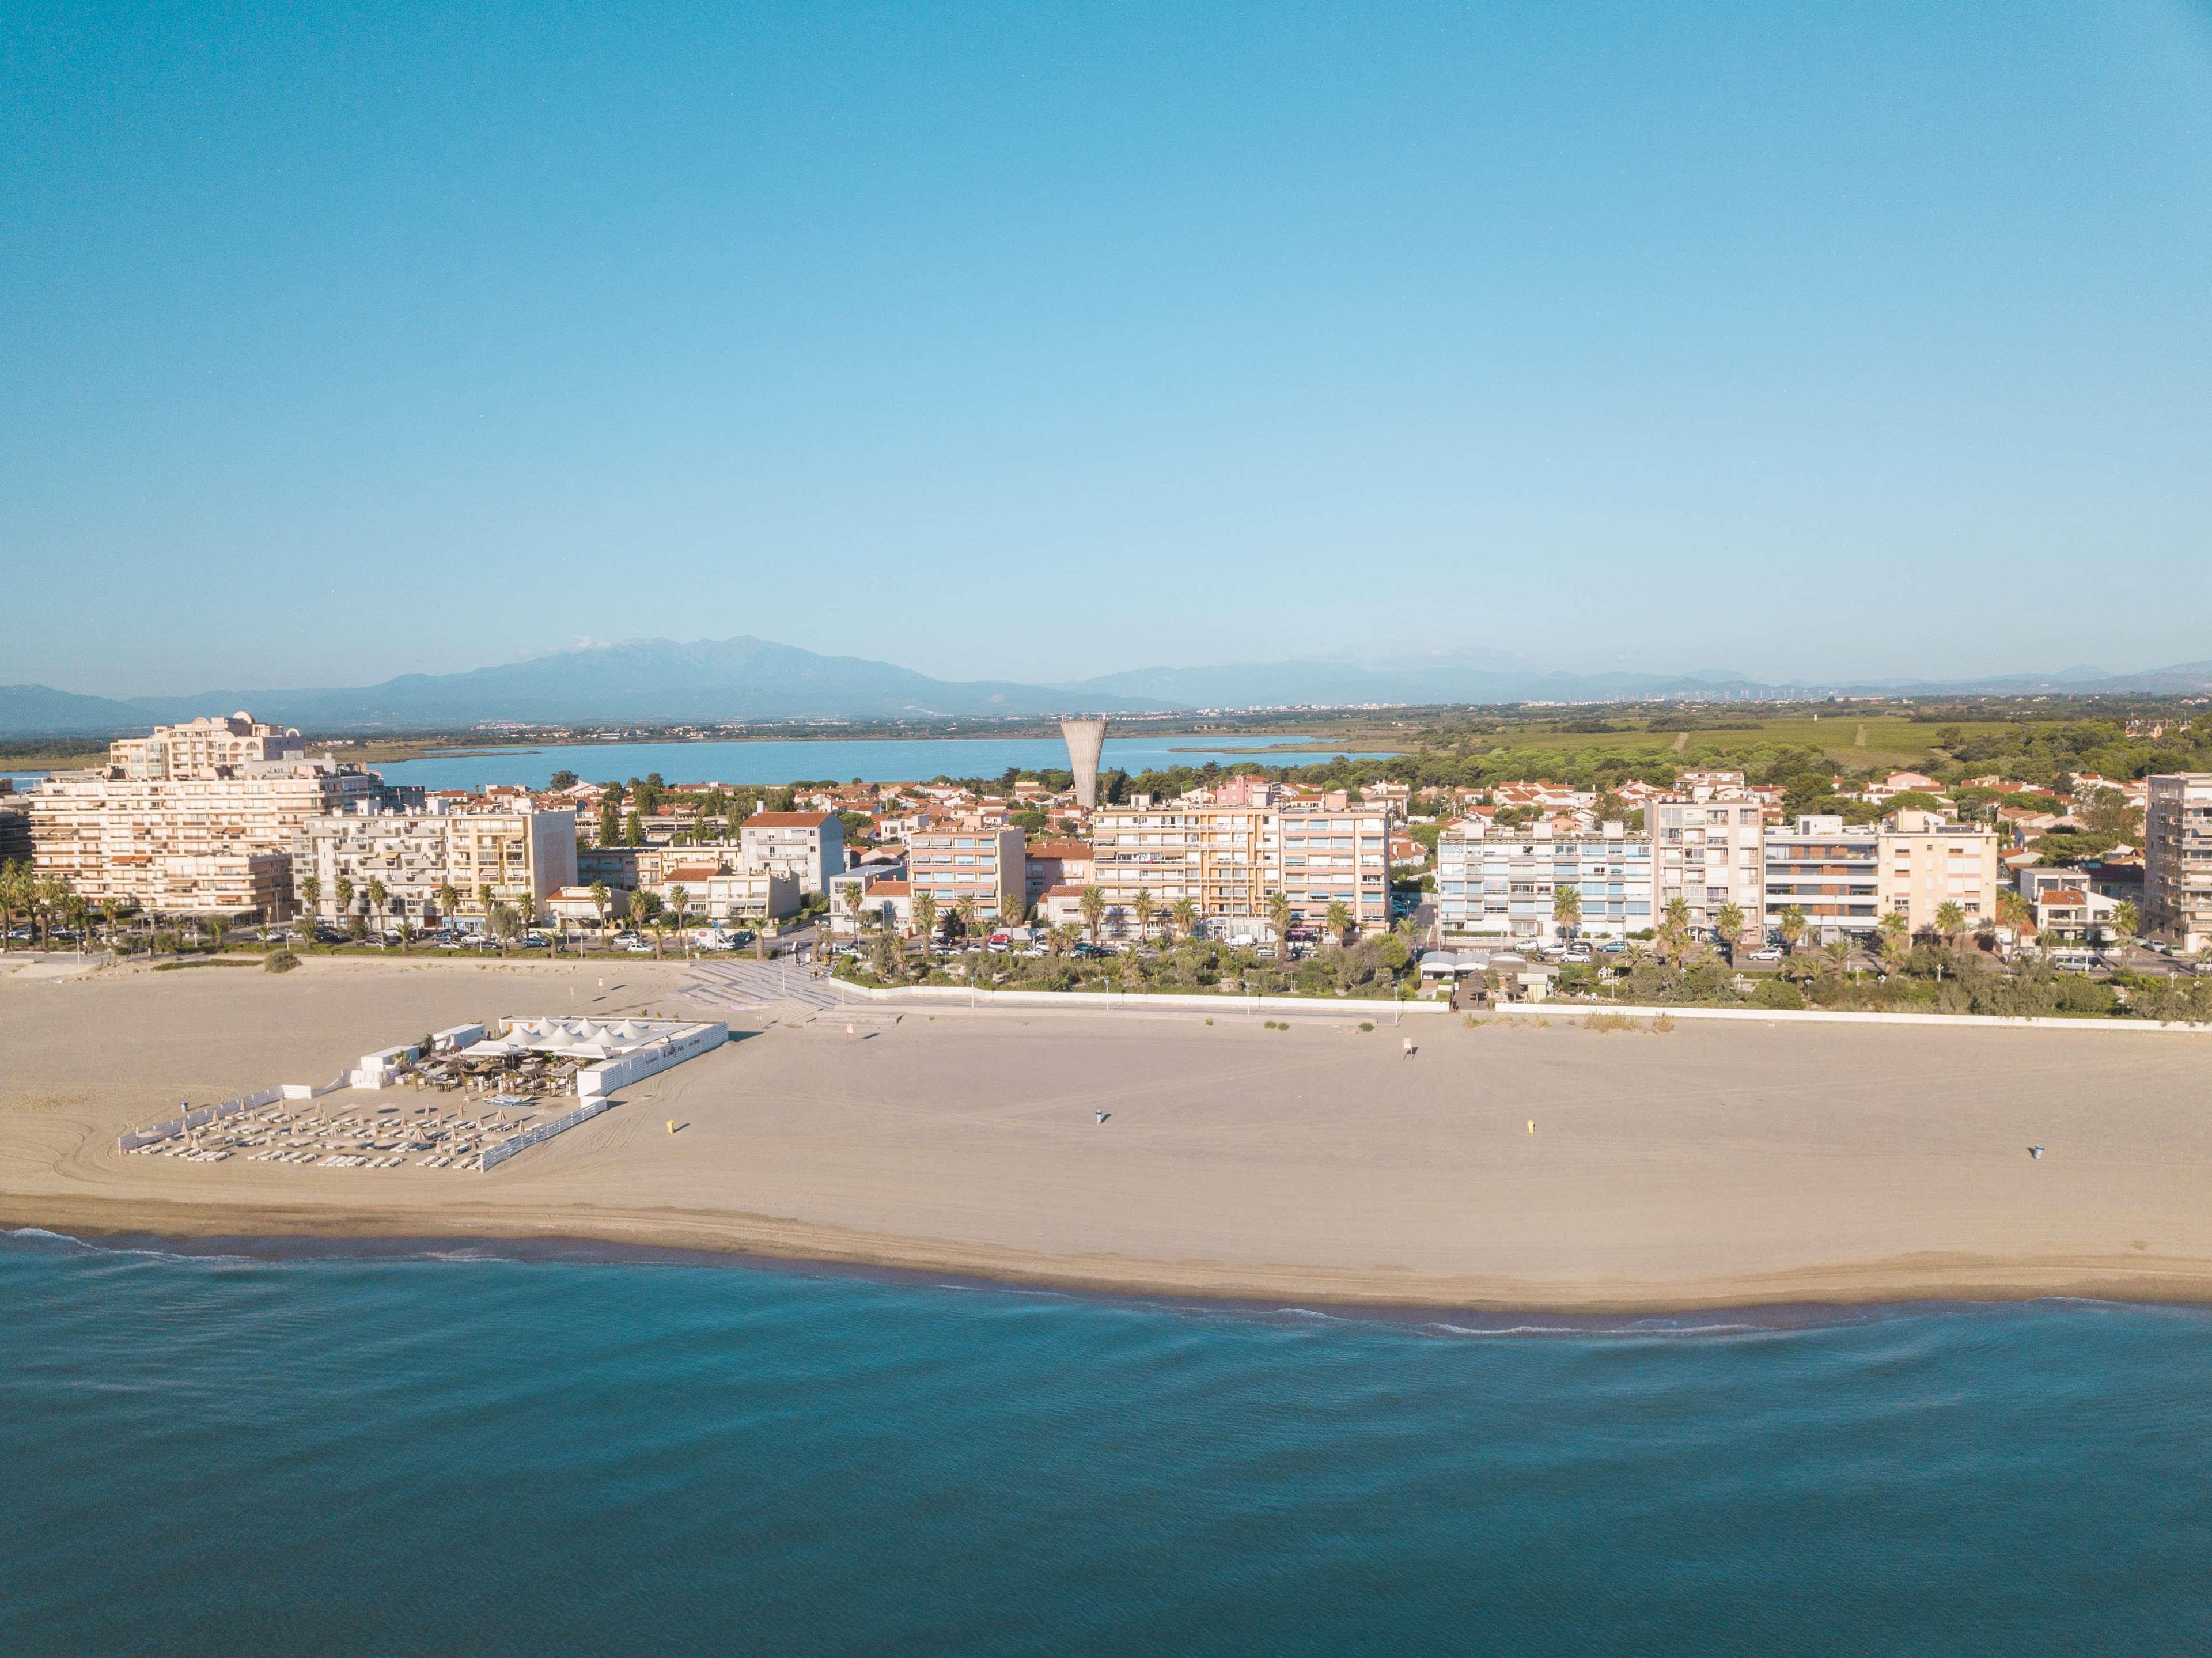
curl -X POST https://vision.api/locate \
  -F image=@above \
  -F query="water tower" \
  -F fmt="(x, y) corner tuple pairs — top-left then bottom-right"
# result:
(1060, 717), (1108, 808)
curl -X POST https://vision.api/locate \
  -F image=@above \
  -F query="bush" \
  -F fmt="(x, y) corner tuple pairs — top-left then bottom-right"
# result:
(264, 949), (298, 974)
(1753, 978), (1805, 1011)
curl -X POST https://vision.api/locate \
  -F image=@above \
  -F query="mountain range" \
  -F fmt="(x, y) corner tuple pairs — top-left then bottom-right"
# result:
(4, 636), (2211, 739)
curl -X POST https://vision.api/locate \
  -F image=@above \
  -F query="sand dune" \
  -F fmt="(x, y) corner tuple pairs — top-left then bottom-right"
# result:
(6, 955), (2212, 1310)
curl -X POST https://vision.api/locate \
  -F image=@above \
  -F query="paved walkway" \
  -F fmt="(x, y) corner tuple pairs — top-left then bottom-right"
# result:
(679, 959), (846, 1012)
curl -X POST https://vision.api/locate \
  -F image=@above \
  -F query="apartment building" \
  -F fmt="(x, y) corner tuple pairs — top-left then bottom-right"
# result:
(906, 820), (1027, 927)
(1878, 809), (1998, 933)
(109, 712), (305, 780)
(1090, 801), (1273, 940)
(296, 802), (577, 927)
(739, 811), (846, 895)
(1762, 815), (1881, 938)
(1275, 804), (1393, 937)
(25, 735), (393, 919)
(828, 865), (907, 933)
(1649, 786), (1766, 941)
(650, 864), (799, 925)
(1022, 838), (1095, 904)
(2145, 774), (2212, 952)
(1434, 819), (1653, 943)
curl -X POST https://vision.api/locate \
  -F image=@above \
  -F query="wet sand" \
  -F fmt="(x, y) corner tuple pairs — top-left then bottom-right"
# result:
(6, 955), (2212, 1310)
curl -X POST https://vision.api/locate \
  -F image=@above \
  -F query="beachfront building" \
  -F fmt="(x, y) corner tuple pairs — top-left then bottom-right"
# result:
(1433, 819), (1653, 944)
(650, 865), (799, 925)
(24, 721), (396, 919)
(738, 811), (846, 896)
(1091, 801), (1271, 940)
(1648, 783), (1766, 943)
(1274, 803), (1393, 938)
(2145, 773), (2212, 953)
(296, 801), (577, 929)
(1762, 815), (1881, 939)
(906, 819), (1027, 931)
(1877, 809), (1999, 934)
(827, 864), (906, 933)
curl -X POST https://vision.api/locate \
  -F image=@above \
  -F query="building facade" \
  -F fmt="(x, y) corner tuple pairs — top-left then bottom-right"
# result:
(1088, 800), (1395, 941)
(296, 804), (577, 928)
(738, 811), (846, 895)
(905, 820), (1027, 929)
(2145, 774), (2212, 952)
(1762, 815), (1881, 938)
(1877, 809), (1998, 934)
(1648, 787), (1766, 941)
(1434, 819), (1653, 943)
(109, 713), (305, 781)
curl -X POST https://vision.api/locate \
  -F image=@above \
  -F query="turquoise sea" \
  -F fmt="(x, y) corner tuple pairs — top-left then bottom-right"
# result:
(5, 1229), (2208, 1656)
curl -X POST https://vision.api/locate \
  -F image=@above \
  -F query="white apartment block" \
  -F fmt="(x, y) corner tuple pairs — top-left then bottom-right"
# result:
(1275, 805), (1393, 936)
(297, 804), (577, 928)
(1434, 819), (1653, 943)
(1649, 788), (1766, 940)
(652, 863), (799, 925)
(739, 811), (846, 895)
(26, 747), (389, 919)
(109, 712), (305, 781)
(2145, 774), (2212, 952)
(1878, 809), (1998, 932)
(906, 820), (1027, 927)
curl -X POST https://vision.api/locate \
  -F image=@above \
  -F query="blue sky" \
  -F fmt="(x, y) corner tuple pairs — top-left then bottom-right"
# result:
(4, 1), (2209, 695)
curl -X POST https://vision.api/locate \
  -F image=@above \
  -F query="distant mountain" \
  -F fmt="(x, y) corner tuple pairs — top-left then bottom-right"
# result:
(7, 639), (2212, 741)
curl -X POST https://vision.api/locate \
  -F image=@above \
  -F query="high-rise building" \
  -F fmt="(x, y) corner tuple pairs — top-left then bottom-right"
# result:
(738, 811), (846, 896)
(1434, 819), (1653, 943)
(1089, 798), (1396, 941)
(297, 801), (577, 929)
(904, 820), (1027, 928)
(1648, 782), (1766, 941)
(2145, 774), (2212, 952)
(1877, 809), (1998, 933)
(1762, 815), (1881, 938)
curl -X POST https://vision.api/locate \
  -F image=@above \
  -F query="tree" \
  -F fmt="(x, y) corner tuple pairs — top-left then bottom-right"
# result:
(914, 890), (938, 948)
(437, 883), (460, 928)
(1132, 888), (1156, 944)
(1933, 900), (1966, 944)
(488, 902), (522, 953)
(1778, 906), (1806, 955)
(1659, 896), (1692, 962)
(599, 784), (623, 847)
(1995, 888), (2029, 930)
(1877, 910), (1910, 970)
(298, 874), (321, 929)
(476, 883), (495, 921)
(1823, 937), (1852, 974)
(366, 878), (388, 936)
(1553, 884), (1582, 944)
(954, 894), (979, 947)
(624, 810), (643, 848)
(1078, 885), (1105, 945)
(842, 881), (872, 936)
(1047, 923), (1078, 958)
(1325, 900), (1354, 946)
(2113, 899), (2141, 942)
(2082, 789), (2142, 841)
(1714, 902), (1744, 957)
(548, 769), (579, 791)
(1267, 891), (1291, 947)
(334, 876), (354, 929)
(397, 919), (418, 955)
(667, 884), (690, 926)
(589, 880), (612, 934)
(1169, 896), (1199, 944)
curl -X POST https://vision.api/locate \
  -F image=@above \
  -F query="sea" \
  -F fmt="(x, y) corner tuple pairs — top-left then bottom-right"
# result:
(5, 1229), (2208, 1656)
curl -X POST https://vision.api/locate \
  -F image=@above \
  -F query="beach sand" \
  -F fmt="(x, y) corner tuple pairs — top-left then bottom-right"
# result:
(5, 954), (2212, 1310)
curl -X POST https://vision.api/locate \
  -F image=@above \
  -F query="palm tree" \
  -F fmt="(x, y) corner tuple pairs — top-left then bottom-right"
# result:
(842, 881), (871, 937)
(668, 884), (690, 929)
(366, 878), (388, 937)
(1047, 923), (1078, 959)
(437, 883), (461, 929)
(914, 890), (938, 951)
(476, 883), (495, 929)
(1823, 936), (1852, 975)
(1658, 897), (1691, 962)
(0, 860), (28, 951)
(1877, 910), (1909, 971)
(1714, 902), (1744, 960)
(1325, 900), (1353, 947)
(334, 876), (354, 932)
(1132, 888), (1156, 944)
(2112, 900), (2141, 945)
(954, 894), (979, 950)
(1267, 891), (1291, 948)
(1778, 905), (1806, 956)
(1553, 884), (1583, 947)
(1933, 900), (1966, 945)
(589, 880), (612, 938)
(1078, 885), (1105, 945)
(397, 919), (418, 955)
(298, 873), (321, 932)
(1169, 896), (1198, 944)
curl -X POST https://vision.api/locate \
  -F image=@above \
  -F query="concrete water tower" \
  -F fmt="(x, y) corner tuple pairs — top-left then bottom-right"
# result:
(1060, 717), (1108, 808)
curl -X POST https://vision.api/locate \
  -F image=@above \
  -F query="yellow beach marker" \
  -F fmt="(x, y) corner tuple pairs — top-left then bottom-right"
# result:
(666, 1119), (675, 1134)
(1527, 1120), (1535, 1135)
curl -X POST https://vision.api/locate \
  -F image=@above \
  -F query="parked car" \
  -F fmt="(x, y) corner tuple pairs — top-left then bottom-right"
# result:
(1748, 947), (1783, 963)
(625, 938), (655, 953)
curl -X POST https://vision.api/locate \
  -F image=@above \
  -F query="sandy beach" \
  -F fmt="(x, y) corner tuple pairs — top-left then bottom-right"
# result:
(5, 953), (2212, 1310)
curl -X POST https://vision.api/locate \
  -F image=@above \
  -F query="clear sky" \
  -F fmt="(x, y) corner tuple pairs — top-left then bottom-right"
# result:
(5, 1), (2209, 695)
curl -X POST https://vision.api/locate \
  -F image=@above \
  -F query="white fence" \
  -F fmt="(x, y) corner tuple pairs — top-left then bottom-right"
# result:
(831, 982), (1449, 1019)
(575, 1022), (730, 1100)
(1490, 1001), (2212, 1036)
(119, 1087), (285, 1152)
(479, 1097), (613, 1171)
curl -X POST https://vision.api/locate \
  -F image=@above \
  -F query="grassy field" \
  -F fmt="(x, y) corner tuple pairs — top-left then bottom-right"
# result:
(1446, 714), (2021, 771)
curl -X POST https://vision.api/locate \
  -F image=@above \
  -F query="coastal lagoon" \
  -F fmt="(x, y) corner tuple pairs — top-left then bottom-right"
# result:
(6, 1229), (2209, 1656)
(371, 735), (1398, 792)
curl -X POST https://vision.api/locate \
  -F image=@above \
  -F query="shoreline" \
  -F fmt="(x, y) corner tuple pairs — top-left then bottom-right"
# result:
(11, 1193), (2212, 1316)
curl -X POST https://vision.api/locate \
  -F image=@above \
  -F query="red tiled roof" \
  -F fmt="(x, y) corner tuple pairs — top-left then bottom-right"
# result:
(744, 811), (837, 828)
